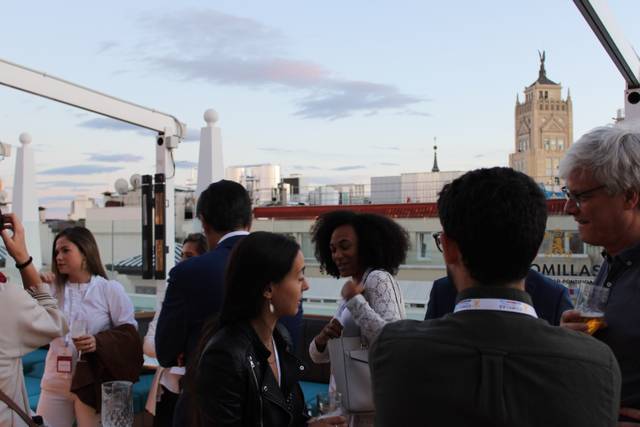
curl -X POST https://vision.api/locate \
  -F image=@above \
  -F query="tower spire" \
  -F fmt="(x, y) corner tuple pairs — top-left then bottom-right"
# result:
(431, 138), (440, 173)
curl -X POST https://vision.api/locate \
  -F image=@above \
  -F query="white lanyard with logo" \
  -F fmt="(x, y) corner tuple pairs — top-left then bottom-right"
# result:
(454, 298), (538, 318)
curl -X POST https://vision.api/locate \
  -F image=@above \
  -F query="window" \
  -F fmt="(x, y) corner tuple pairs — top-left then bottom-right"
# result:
(300, 233), (315, 261)
(557, 138), (564, 150)
(545, 158), (553, 177)
(539, 231), (586, 255)
(416, 232), (432, 260)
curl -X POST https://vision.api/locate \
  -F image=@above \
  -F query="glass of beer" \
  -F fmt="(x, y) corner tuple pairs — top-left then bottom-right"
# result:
(575, 283), (609, 335)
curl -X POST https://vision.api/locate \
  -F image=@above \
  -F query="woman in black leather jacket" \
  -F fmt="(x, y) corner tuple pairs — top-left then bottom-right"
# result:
(191, 232), (347, 427)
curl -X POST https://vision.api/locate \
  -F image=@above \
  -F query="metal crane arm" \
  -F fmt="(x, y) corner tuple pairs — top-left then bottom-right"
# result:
(0, 57), (186, 136)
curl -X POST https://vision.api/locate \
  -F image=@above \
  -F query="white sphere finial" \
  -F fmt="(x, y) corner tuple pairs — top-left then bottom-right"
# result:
(19, 132), (32, 145)
(204, 109), (219, 126)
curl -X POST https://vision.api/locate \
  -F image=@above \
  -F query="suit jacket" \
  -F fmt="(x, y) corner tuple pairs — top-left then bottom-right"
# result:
(156, 234), (304, 367)
(372, 286), (621, 427)
(156, 235), (245, 367)
(425, 269), (572, 325)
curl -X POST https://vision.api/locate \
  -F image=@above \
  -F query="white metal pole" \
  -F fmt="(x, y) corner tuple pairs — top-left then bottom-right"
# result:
(196, 109), (224, 199)
(12, 133), (42, 270)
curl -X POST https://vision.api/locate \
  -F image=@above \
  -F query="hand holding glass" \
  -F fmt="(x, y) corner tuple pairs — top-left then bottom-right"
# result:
(71, 319), (88, 357)
(574, 284), (609, 335)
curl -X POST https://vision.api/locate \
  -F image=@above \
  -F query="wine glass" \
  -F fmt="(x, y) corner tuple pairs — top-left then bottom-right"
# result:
(71, 318), (88, 358)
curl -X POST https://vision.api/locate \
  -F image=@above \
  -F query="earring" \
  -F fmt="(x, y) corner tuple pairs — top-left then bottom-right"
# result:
(269, 301), (275, 314)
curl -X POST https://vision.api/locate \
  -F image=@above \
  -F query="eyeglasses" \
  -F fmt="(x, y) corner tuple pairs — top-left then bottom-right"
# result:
(561, 185), (606, 209)
(433, 232), (443, 253)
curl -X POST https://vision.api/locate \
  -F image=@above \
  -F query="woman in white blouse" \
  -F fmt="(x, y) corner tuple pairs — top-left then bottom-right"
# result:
(37, 227), (137, 427)
(309, 211), (409, 426)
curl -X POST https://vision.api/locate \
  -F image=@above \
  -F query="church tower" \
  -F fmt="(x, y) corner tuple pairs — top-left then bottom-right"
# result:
(509, 52), (573, 188)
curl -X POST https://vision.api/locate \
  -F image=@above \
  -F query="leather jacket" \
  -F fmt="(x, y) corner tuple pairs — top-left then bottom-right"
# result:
(195, 321), (309, 427)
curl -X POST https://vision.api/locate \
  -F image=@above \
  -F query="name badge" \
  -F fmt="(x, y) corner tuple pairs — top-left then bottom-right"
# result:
(56, 356), (72, 373)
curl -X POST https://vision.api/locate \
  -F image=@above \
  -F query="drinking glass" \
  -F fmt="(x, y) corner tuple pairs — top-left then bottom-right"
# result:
(574, 283), (609, 335)
(71, 318), (88, 358)
(101, 381), (133, 427)
(71, 318), (88, 338)
(316, 391), (342, 416)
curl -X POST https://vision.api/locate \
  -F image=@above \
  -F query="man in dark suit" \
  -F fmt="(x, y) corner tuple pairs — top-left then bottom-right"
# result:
(371, 167), (621, 427)
(156, 180), (253, 367)
(426, 269), (572, 325)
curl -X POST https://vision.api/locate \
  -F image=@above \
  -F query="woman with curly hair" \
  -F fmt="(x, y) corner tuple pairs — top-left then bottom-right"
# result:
(308, 210), (408, 426)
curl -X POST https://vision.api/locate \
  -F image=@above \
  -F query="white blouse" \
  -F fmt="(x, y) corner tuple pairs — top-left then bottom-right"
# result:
(309, 269), (406, 362)
(41, 275), (137, 393)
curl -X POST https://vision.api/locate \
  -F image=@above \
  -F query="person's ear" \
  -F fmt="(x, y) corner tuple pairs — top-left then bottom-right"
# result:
(263, 284), (274, 300)
(441, 234), (461, 266)
(201, 221), (212, 235)
(623, 190), (639, 210)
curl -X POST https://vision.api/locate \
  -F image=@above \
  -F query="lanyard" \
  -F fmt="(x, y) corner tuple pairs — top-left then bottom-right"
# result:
(454, 298), (538, 318)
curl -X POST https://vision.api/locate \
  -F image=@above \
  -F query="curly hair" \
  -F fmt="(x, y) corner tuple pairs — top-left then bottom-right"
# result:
(311, 210), (409, 278)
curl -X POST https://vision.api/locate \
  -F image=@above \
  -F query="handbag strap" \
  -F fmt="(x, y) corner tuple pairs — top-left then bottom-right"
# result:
(0, 387), (39, 427)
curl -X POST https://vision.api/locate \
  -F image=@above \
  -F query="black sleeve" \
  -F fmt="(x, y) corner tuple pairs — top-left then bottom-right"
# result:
(425, 284), (438, 321)
(196, 348), (248, 426)
(554, 285), (574, 326)
(156, 266), (187, 366)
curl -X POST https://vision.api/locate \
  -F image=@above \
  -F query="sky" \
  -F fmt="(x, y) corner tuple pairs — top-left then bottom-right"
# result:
(0, 1), (638, 218)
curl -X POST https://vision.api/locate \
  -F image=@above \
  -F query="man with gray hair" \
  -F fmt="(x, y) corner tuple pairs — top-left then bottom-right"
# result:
(559, 125), (640, 424)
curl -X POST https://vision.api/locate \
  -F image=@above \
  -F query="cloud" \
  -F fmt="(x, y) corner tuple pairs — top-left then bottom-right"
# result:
(378, 162), (399, 166)
(86, 153), (144, 162)
(289, 165), (321, 171)
(41, 165), (124, 175)
(38, 180), (106, 188)
(78, 117), (156, 135)
(175, 160), (197, 169)
(331, 165), (366, 171)
(259, 147), (298, 154)
(97, 41), (119, 54)
(79, 117), (199, 143)
(394, 109), (432, 117)
(184, 128), (200, 142)
(133, 9), (426, 120)
(372, 145), (400, 151)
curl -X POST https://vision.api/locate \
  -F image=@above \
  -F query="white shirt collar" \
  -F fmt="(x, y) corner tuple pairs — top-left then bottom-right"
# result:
(217, 230), (250, 245)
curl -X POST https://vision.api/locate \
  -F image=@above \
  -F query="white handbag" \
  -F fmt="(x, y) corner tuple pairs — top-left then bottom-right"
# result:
(327, 336), (374, 413)
(327, 269), (403, 413)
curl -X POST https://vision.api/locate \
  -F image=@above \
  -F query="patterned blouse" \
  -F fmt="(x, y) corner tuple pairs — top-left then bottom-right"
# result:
(309, 269), (406, 362)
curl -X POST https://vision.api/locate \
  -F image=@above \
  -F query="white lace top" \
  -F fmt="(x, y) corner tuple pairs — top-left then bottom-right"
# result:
(309, 269), (406, 363)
